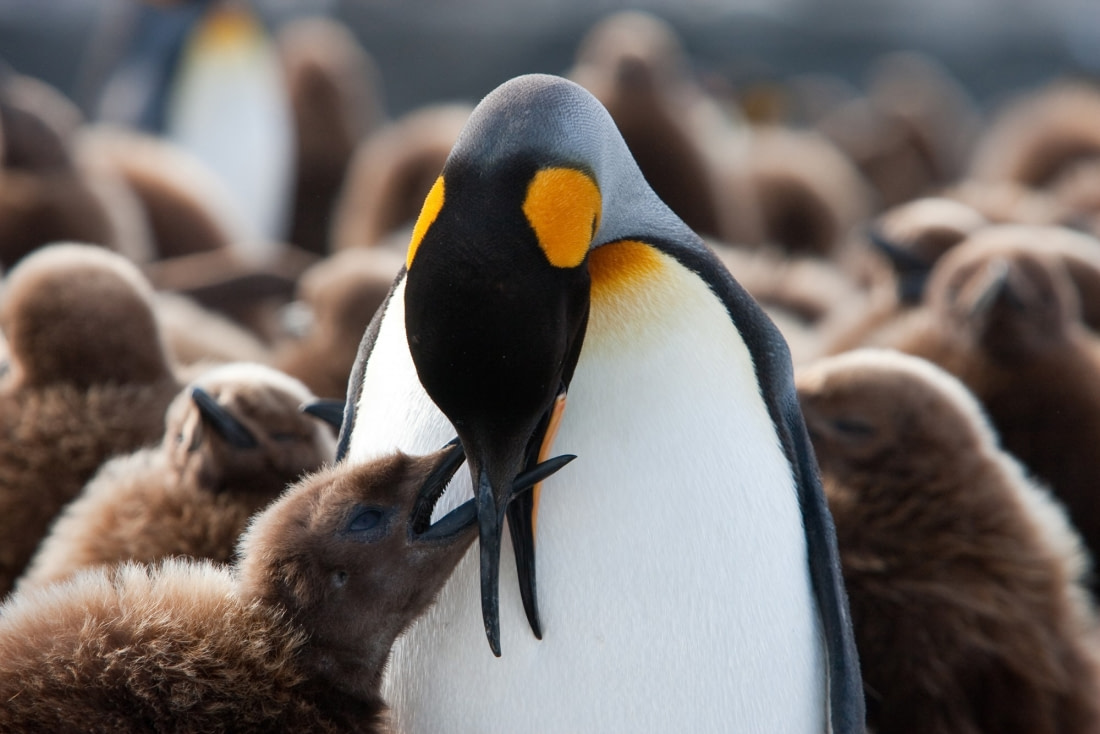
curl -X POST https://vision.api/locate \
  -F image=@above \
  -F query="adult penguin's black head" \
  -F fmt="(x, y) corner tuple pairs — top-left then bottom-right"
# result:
(402, 74), (696, 656)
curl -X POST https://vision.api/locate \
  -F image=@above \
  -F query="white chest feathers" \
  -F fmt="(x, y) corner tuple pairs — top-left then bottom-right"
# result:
(351, 247), (826, 733)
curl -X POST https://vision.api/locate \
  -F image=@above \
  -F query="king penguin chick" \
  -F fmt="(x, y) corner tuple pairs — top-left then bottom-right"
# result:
(825, 197), (988, 354)
(153, 291), (273, 376)
(75, 125), (251, 259)
(0, 442), (503, 733)
(931, 224), (1100, 336)
(882, 235), (1100, 576)
(274, 247), (405, 399)
(0, 73), (153, 268)
(969, 80), (1100, 190)
(798, 348), (1100, 734)
(0, 244), (180, 596)
(277, 16), (385, 255)
(341, 73), (862, 733)
(742, 125), (873, 258)
(18, 362), (336, 591)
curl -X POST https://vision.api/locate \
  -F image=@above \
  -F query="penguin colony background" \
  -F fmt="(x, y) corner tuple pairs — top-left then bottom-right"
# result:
(2, 2), (1100, 733)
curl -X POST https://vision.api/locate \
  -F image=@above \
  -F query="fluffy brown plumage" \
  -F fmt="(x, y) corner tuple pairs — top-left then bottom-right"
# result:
(879, 232), (1100, 577)
(278, 16), (385, 255)
(826, 197), (988, 354)
(743, 125), (872, 257)
(76, 126), (251, 260)
(798, 348), (1100, 734)
(274, 247), (404, 398)
(0, 244), (179, 596)
(0, 444), (478, 733)
(0, 71), (153, 268)
(970, 81), (1100, 190)
(19, 363), (336, 590)
(818, 52), (979, 209)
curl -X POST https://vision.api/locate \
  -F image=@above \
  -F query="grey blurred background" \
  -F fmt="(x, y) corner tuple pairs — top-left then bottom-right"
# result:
(1, 0), (1097, 118)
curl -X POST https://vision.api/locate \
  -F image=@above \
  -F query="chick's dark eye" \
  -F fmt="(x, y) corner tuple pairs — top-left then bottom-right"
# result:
(349, 508), (384, 532)
(345, 505), (392, 542)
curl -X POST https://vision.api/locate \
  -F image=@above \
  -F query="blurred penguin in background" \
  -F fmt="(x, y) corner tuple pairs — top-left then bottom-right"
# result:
(799, 348), (1100, 734)
(87, 0), (294, 253)
(881, 229), (1100, 577)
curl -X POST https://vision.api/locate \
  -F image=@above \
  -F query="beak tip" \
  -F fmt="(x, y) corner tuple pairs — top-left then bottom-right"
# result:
(486, 628), (502, 657)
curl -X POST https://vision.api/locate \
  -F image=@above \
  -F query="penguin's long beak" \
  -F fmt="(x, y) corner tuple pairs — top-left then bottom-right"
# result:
(470, 399), (575, 657)
(505, 391), (569, 642)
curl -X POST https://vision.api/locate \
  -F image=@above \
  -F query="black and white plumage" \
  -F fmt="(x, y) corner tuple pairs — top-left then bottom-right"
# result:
(339, 73), (862, 733)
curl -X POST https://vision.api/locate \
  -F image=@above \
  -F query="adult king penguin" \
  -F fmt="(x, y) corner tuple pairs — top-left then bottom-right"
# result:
(340, 74), (863, 733)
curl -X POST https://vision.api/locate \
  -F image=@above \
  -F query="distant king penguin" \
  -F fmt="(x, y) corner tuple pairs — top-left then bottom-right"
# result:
(340, 74), (863, 733)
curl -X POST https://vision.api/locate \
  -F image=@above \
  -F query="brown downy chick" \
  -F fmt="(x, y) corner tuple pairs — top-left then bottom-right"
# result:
(945, 179), (1070, 228)
(0, 442), (512, 732)
(798, 348), (1100, 734)
(277, 16), (385, 255)
(826, 197), (988, 354)
(76, 126), (251, 260)
(817, 53), (980, 209)
(935, 225), (1100, 335)
(331, 103), (470, 251)
(969, 80), (1100, 190)
(0, 76), (152, 268)
(19, 362), (336, 590)
(274, 247), (404, 398)
(743, 125), (873, 258)
(0, 244), (180, 595)
(154, 291), (273, 375)
(883, 238), (1100, 574)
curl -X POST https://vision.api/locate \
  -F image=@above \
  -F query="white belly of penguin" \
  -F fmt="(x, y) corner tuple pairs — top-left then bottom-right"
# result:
(353, 259), (825, 733)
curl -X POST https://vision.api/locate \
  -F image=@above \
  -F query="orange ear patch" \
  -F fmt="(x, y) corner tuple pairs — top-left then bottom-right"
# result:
(523, 168), (601, 269)
(588, 240), (664, 305)
(406, 176), (445, 269)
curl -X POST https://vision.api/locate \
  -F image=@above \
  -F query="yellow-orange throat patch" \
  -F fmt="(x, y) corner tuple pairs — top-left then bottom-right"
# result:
(588, 240), (664, 304)
(406, 176), (445, 269)
(193, 6), (263, 51)
(523, 168), (601, 269)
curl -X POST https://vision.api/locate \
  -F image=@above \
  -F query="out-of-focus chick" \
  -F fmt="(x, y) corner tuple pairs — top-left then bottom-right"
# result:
(799, 348), (1100, 734)
(0, 244), (180, 596)
(19, 362), (336, 591)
